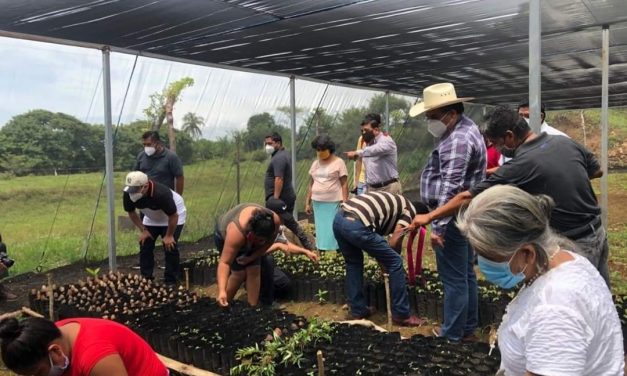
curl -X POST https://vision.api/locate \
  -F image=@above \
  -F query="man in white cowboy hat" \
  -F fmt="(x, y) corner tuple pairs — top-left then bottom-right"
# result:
(409, 83), (486, 342)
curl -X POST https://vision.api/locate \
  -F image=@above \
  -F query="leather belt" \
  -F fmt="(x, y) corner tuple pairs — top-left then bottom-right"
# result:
(561, 215), (602, 240)
(368, 178), (398, 189)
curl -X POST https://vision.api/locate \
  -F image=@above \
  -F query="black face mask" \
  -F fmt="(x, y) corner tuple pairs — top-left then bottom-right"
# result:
(362, 130), (375, 143)
(497, 144), (517, 158)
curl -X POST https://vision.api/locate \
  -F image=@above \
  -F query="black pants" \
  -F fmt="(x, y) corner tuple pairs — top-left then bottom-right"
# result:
(277, 196), (314, 250)
(259, 255), (291, 305)
(140, 224), (184, 284)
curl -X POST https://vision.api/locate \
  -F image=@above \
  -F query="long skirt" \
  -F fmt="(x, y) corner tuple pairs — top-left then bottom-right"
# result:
(312, 200), (340, 251)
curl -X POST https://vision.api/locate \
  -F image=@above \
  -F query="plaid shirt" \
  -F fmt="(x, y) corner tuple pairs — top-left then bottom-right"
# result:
(420, 115), (486, 236)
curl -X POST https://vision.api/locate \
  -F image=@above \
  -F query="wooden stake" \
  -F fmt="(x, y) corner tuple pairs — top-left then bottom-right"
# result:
(383, 273), (392, 330)
(157, 354), (221, 376)
(184, 267), (190, 290)
(316, 349), (325, 376)
(47, 273), (54, 321)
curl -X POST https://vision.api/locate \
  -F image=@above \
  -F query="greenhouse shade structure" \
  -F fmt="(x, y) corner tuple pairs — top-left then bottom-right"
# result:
(1, 0), (624, 269)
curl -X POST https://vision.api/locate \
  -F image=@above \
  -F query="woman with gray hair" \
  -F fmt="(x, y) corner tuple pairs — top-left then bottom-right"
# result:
(458, 185), (623, 375)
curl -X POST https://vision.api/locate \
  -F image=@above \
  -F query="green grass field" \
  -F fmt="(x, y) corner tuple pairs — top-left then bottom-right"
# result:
(2, 161), (627, 293)
(0, 159), (305, 274)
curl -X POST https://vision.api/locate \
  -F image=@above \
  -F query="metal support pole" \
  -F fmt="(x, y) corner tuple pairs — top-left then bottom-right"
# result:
(528, 0), (542, 134)
(290, 76), (298, 218)
(600, 25), (610, 227)
(385, 91), (390, 132)
(102, 46), (117, 272)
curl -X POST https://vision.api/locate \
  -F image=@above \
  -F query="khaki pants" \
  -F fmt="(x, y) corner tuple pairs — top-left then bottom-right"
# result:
(367, 180), (402, 195)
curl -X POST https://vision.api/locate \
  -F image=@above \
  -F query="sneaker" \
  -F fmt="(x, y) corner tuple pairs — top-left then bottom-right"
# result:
(346, 306), (376, 320)
(392, 315), (426, 327)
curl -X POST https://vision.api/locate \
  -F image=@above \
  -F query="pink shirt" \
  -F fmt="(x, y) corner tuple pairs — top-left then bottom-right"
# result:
(309, 157), (348, 202)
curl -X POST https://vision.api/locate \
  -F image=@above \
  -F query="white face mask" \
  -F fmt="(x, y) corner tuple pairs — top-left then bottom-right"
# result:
(427, 112), (450, 138)
(129, 192), (143, 202)
(264, 144), (275, 155)
(522, 117), (530, 125)
(48, 352), (70, 376)
(144, 146), (156, 156)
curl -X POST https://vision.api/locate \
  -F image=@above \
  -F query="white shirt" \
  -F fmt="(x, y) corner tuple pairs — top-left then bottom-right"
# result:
(541, 121), (569, 137)
(498, 252), (624, 376)
(142, 190), (186, 226)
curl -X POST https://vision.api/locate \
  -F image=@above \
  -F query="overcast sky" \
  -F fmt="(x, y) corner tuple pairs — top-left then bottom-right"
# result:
(0, 36), (396, 140)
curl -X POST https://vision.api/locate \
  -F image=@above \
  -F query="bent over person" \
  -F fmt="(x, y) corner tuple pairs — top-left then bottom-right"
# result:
(0, 317), (168, 376)
(333, 191), (424, 326)
(123, 171), (186, 286)
(215, 203), (318, 307)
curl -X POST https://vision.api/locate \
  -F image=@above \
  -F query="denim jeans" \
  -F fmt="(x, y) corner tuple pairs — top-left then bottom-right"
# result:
(572, 221), (610, 287)
(434, 221), (478, 341)
(140, 224), (184, 284)
(332, 212), (411, 319)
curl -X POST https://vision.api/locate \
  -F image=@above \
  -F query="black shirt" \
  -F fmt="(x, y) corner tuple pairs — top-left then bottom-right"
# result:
(134, 148), (183, 190)
(264, 148), (295, 201)
(470, 133), (601, 235)
(123, 180), (177, 216)
(341, 192), (417, 236)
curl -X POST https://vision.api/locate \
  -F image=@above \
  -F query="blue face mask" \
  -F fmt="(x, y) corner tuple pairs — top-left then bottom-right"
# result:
(477, 253), (527, 289)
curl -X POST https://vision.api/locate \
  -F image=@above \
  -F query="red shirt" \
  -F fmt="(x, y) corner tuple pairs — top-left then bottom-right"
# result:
(486, 144), (501, 169)
(56, 318), (167, 376)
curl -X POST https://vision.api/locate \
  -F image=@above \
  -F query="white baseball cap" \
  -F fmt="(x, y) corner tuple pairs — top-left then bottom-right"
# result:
(123, 171), (148, 193)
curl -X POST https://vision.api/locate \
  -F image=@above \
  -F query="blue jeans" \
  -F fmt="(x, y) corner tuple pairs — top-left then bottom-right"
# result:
(434, 221), (478, 341)
(332, 212), (411, 319)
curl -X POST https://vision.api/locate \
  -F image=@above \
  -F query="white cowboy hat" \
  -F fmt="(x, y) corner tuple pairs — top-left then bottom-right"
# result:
(409, 83), (474, 117)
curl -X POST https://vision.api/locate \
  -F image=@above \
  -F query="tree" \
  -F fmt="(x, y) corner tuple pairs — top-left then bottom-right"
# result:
(243, 112), (287, 152)
(0, 110), (103, 175)
(182, 112), (204, 140)
(143, 77), (195, 152)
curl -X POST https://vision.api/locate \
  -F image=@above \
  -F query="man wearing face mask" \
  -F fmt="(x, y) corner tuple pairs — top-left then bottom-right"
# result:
(263, 132), (314, 251)
(411, 105), (608, 286)
(518, 101), (568, 137)
(135, 131), (184, 195)
(345, 113), (401, 195)
(123, 171), (186, 285)
(408, 83), (486, 342)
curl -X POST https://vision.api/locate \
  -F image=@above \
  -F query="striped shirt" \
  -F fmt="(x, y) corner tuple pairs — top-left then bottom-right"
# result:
(420, 114), (486, 236)
(340, 191), (416, 236)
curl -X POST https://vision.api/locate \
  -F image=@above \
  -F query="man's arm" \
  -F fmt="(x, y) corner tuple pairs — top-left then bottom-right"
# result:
(127, 210), (144, 231)
(388, 225), (407, 252)
(175, 175), (185, 195)
(273, 177), (284, 199)
(358, 137), (396, 158)
(162, 213), (178, 251)
(411, 191), (472, 228)
(216, 224), (245, 306)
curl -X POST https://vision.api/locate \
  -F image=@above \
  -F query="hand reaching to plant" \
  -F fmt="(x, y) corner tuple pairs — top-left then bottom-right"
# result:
(162, 235), (176, 251)
(304, 250), (319, 263)
(217, 290), (229, 307)
(139, 230), (153, 246)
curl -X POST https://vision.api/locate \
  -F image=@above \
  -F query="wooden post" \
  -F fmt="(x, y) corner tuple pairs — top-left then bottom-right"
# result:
(47, 273), (54, 321)
(383, 273), (392, 330)
(184, 267), (190, 290)
(316, 350), (325, 376)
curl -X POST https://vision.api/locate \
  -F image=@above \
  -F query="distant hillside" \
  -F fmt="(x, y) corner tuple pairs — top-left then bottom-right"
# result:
(547, 108), (627, 169)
